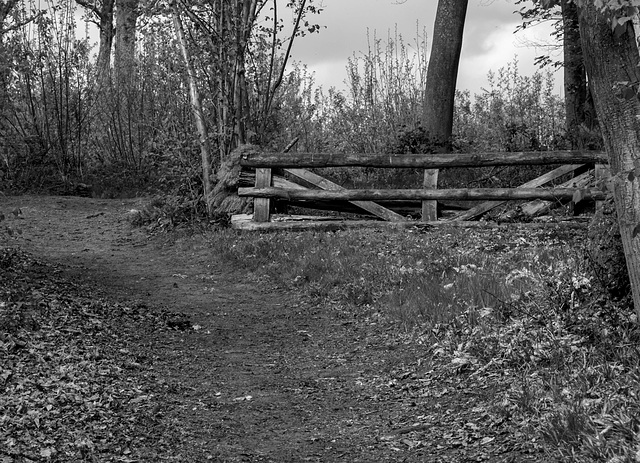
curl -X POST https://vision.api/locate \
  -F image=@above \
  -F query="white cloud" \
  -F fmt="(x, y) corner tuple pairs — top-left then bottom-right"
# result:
(292, 0), (562, 95)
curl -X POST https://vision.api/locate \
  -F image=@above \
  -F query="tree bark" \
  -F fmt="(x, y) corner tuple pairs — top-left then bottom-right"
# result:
(577, 4), (640, 314)
(422, 0), (468, 221)
(96, 0), (115, 86)
(174, 11), (213, 215)
(111, 0), (139, 166)
(561, 0), (587, 148)
(114, 0), (138, 91)
(75, 0), (115, 86)
(232, 0), (258, 147)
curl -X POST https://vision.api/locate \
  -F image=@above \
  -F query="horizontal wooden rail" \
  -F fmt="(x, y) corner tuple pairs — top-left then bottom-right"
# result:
(240, 150), (608, 169)
(239, 187), (607, 202)
(231, 214), (591, 231)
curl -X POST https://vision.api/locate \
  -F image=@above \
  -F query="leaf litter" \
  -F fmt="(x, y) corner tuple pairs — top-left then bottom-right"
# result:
(0, 248), (188, 462)
(1, 195), (639, 462)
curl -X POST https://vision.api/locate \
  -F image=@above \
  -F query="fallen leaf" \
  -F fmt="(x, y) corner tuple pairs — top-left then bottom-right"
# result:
(480, 436), (495, 445)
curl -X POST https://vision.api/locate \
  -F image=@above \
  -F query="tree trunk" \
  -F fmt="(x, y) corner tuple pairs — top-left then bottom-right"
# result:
(76, 0), (115, 87)
(215, 0), (228, 162)
(174, 12), (213, 216)
(422, 0), (468, 221)
(577, 4), (640, 315)
(112, 0), (139, 166)
(96, 0), (115, 87)
(561, 0), (586, 148)
(232, 0), (258, 147)
(114, 0), (138, 91)
(562, 0), (592, 215)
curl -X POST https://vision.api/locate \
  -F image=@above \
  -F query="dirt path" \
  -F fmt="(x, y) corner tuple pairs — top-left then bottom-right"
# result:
(0, 195), (541, 462)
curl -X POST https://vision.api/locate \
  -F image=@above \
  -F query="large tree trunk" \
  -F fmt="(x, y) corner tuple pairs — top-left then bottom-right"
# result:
(561, 0), (592, 215)
(96, 0), (115, 87)
(114, 0), (138, 91)
(112, 0), (139, 166)
(422, 0), (468, 221)
(75, 0), (115, 87)
(577, 4), (640, 315)
(561, 0), (587, 148)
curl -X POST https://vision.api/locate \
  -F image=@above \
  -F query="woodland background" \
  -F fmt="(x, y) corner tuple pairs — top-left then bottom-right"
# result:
(5, 2), (640, 461)
(0, 0), (591, 216)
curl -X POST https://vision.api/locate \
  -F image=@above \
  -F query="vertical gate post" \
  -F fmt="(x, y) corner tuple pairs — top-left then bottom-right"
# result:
(422, 169), (438, 222)
(253, 168), (272, 222)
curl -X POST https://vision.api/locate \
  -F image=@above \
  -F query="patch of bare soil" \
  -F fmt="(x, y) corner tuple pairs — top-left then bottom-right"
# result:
(1, 195), (549, 462)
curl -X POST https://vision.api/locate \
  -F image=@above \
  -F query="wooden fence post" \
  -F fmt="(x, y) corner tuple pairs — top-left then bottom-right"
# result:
(253, 168), (272, 222)
(422, 169), (438, 222)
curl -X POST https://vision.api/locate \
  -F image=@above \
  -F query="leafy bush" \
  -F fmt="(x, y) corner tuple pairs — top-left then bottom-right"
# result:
(454, 58), (565, 154)
(127, 195), (207, 231)
(86, 161), (153, 199)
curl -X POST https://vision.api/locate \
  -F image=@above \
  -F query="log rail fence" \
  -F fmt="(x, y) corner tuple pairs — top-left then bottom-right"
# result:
(235, 150), (609, 230)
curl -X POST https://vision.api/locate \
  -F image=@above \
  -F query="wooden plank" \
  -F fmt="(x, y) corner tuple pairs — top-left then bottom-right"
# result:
(451, 164), (586, 221)
(520, 171), (594, 217)
(231, 214), (588, 232)
(273, 175), (307, 190)
(241, 172), (309, 189)
(240, 150), (608, 169)
(570, 163), (594, 215)
(238, 186), (607, 202)
(253, 168), (272, 222)
(422, 169), (438, 222)
(284, 168), (406, 222)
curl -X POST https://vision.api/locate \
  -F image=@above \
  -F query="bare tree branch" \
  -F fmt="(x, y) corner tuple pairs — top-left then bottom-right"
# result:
(265, 0), (307, 116)
(0, 11), (44, 35)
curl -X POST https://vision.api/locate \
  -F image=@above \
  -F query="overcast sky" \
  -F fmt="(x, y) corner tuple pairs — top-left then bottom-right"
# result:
(287, 0), (560, 96)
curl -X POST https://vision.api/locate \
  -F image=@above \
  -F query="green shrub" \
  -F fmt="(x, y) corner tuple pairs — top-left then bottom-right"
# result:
(127, 195), (207, 230)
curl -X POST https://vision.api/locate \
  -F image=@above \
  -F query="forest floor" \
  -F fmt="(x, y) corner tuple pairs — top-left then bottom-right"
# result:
(0, 195), (586, 462)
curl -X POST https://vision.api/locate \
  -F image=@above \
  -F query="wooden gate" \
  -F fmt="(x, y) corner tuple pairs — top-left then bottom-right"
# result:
(234, 150), (609, 231)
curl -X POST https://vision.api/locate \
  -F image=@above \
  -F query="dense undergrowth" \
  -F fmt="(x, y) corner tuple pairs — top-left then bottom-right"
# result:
(207, 224), (640, 461)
